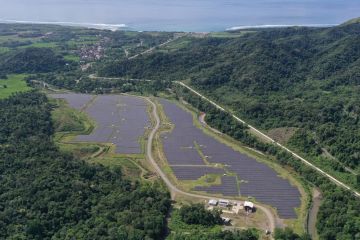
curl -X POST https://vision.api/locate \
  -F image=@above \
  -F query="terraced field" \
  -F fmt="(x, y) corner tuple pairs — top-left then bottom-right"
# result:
(160, 99), (301, 219)
(50, 93), (150, 154)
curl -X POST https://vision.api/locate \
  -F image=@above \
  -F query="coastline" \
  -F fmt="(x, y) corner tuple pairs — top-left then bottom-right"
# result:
(0, 19), (128, 31)
(0, 19), (339, 32)
(226, 23), (338, 31)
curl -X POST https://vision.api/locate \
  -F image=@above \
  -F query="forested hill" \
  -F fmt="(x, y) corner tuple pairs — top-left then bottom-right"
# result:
(0, 47), (66, 74)
(98, 20), (360, 92)
(0, 91), (171, 239)
(97, 20), (360, 176)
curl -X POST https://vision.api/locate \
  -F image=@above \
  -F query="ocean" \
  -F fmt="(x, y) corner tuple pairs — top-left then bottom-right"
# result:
(0, 0), (359, 32)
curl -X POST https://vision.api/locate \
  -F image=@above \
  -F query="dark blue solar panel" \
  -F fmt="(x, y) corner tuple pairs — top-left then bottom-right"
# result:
(50, 94), (150, 154)
(160, 99), (301, 219)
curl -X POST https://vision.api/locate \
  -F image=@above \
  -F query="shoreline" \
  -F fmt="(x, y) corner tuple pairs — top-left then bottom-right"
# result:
(0, 19), (128, 31)
(0, 19), (339, 32)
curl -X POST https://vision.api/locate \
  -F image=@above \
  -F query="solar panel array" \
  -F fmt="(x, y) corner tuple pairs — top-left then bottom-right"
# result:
(194, 176), (239, 196)
(160, 99), (301, 219)
(50, 93), (93, 110)
(171, 166), (225, 180)
(50, 94), (150, 154)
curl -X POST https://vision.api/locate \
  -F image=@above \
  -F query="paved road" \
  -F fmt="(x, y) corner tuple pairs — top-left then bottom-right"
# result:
(144, 97), (276, 233)
(88, 74), (152, 82)
(128, 33), (187, 60)
(175, 81), (360, 198)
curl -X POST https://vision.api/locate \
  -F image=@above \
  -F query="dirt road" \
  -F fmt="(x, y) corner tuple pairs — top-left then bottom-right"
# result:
(144, 97), (276, 233)
(307, 188), (322, 239)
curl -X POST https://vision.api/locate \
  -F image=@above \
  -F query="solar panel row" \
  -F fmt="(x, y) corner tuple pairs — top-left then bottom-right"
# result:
(50, 94), (150, 154)
(171, 166), (225, 180)
(159, 99), (301, 219)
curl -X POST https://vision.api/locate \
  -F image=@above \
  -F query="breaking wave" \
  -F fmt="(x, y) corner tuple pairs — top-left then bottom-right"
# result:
(226, 23), (337, 31)
(0, 19), (127, 31)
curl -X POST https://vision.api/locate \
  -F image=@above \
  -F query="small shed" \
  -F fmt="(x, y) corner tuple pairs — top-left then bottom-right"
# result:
(219, 199), (230, 207)
(244, 201), (254, 212)
(208, 199), (218, 206)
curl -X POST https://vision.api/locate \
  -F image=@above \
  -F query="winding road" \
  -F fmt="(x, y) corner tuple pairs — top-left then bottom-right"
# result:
(144, 97), (276, 233)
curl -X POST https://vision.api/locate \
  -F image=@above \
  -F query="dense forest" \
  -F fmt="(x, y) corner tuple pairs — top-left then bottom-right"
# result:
(0, 47), (67, 74)
(178, 204), (223, 226)
(96, 20), (360, 177)
(175, 86), (360, 240)
(0, 91), (171, 239)
(1, 20), (360, 239)
(168, 204), (259, 240)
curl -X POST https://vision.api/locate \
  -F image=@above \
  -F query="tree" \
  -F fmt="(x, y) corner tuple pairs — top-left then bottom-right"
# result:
(179, 204), (223, 226)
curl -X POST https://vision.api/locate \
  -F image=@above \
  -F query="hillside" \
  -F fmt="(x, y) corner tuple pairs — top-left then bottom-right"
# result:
(0, 47), (66, 74)
(97, 20), (360, 180)
(0, 20), (359, 239)
(0, 92), (171, 239)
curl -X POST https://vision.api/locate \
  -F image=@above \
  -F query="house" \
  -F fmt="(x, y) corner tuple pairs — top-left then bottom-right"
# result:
(244, 201), (254, 212)
(208, 199), (218, 206)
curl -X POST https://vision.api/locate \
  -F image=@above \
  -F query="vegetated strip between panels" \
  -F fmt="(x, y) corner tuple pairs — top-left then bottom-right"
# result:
(144, 97), (276, 232)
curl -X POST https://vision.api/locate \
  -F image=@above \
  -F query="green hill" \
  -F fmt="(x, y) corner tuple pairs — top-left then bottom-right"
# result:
(0, 47), (66, 74)
(0, 92), (171, 239)
(97, 22), (360, 173)
(341, 17), (360, 26)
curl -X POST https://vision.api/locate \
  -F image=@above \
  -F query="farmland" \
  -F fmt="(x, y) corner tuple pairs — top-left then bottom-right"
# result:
(159, 99), (301, 219)
(50, 93), (150, 154)
(0, 74), (31, 99)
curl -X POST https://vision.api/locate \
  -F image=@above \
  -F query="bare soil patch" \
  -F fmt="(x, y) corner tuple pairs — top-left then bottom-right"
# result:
(267, 127), (298, 144)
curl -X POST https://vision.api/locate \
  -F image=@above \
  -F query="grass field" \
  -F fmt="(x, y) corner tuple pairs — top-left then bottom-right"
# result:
(20, 42), (58, 48)
(207, 31), (255, 38)
(0, 47), (10, 53)
(0, 74), (31, 99)
(64, 54), (80, 62)
(51, 98), (95, 134)
(161, 38), (191, 52)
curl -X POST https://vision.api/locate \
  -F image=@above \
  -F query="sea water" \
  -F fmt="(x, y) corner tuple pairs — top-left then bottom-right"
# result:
(0, 0), (359, 32)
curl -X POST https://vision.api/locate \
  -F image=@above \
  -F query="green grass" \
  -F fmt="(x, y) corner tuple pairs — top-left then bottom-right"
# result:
(0, 47), (10, 53)
(51, 98), (94, 133)
(63, 54), (80, 62)
(78, 36), (99, 41)
(342, 17), (360, 25)
(162, 38), (191, 51)
(158, 97), (310, 233)
(50, 96), (148, 181)
(207, 31), (254, 38)
(0, 74), (31, 99)
(0, 35), (42, 43)
(66, 40), (98, 46)
(21, 42), (58, 48)
(167, 209), (223, 239)
(124, 31), (140, 37)
(58, 142), (101, 159)
(89, 156), (142, 179)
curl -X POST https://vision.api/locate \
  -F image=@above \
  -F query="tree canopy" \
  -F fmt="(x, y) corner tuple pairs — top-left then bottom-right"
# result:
(0, 91), (171, 240)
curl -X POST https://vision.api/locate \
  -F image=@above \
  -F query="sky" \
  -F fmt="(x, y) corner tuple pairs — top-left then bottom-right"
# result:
(0, 0), (359, 31)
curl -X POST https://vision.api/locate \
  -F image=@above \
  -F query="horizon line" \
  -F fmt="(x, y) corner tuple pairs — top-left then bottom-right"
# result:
(0, 19), (340, 32)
